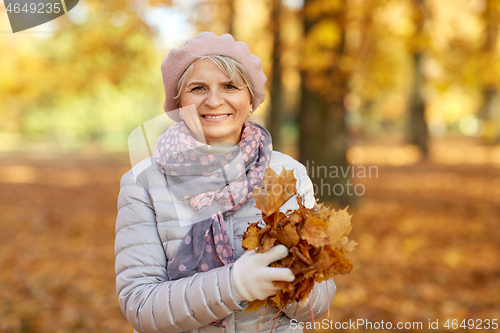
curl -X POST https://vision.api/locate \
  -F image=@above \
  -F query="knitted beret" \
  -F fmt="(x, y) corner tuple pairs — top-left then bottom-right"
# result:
(161, 32), (267, 122)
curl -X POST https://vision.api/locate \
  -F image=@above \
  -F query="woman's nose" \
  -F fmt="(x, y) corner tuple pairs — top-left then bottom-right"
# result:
(204, 90), (224, 109)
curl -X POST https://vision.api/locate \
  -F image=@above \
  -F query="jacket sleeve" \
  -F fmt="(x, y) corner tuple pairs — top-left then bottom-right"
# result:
(115, 169), (245, 333)
(273, 158), (316, 213)
(281, 159), (337, 322)
(282, 279), (336, 322)
(295, 161), (315, 209)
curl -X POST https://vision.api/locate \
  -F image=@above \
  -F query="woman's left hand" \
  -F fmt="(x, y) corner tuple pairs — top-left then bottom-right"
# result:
(232, 245), (295, 302)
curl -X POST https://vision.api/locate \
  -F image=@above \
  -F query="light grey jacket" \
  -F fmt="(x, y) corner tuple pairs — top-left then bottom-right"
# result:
(115, 150), (336, 333)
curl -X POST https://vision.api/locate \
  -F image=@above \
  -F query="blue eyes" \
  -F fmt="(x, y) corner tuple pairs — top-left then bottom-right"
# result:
(190, 84), (238, 92)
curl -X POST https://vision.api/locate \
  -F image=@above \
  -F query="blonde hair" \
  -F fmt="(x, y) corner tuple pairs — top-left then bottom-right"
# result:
(174, 55), (255, 107)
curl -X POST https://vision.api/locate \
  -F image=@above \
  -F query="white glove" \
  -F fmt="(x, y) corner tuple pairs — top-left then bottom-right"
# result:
(232, 245), (295, 302)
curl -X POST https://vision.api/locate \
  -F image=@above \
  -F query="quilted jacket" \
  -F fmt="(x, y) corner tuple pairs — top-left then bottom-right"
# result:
(115, 150), (336, 333)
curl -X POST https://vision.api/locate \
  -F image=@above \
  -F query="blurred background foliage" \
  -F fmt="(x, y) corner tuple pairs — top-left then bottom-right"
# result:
(1, 0), (500, 202)
(1, 0), (499, 149)
(0, 0), (499, 332)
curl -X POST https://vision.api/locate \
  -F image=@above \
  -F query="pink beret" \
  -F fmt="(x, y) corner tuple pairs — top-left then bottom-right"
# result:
(161, 31), (267, 122)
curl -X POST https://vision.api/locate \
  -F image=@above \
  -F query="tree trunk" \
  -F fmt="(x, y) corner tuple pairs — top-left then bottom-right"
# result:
(298, 0), (353, 206)
(479, 0), (499, 144)
(361, 100), (376, 139)
(268, 0), (283, 150)
(479, 87), (500, 144)
(407, 0), (429, 157)
(408, 52), (428, 157)
(226, 0), (235, 36)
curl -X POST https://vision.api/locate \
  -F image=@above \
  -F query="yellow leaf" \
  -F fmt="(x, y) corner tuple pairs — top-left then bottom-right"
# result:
(242, 224), (260, 251)
(244, 299), (266, 312)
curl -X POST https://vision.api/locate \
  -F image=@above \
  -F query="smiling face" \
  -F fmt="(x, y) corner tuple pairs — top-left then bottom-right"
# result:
(179, 58), (252, 145)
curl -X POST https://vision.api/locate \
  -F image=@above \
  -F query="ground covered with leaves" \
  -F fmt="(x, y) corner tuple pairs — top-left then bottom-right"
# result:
(323, 162), (500, 332)
(0, 146), (499, 332)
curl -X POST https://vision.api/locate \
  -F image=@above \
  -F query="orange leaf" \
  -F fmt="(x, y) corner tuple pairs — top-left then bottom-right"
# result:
(325, 206), (352, 244)
(243, 169), (356, 309)
(254, 168), (297, 217)
(242, 224), (260, 251)
(271, 291), (284, 308)
(244, 299), (266, 312)
(301, 217), (329, 247)
(284, 223), (300, 246)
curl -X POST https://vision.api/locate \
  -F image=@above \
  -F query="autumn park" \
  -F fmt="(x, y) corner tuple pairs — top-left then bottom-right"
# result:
(1, 0), (499, 332)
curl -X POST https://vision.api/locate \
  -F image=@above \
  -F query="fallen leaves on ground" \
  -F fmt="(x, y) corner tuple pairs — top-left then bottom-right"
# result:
(1, 141), (499, 332)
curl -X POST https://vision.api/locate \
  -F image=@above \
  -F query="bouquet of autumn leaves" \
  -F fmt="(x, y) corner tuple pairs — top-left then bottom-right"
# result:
(242, 168), (357, 311)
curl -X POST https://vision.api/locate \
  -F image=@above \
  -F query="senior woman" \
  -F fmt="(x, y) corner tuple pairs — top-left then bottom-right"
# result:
(115, 32), (336, 333)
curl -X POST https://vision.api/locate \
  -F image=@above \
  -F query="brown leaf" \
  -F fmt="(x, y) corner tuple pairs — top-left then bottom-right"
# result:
(254, 168), (297, 217)
(301, 217), (329, 247)
(284, 223), (300, 246)
(243, 169), (356, 309)
(260, 234), (277, 252)
(273, 281), (294, 292)
(269, 229), (293, 248)
(294, 277), (314, 303)
(299, 243), (313, 263)
(291, 246), (313, 266)
(280, 255), (293, 266)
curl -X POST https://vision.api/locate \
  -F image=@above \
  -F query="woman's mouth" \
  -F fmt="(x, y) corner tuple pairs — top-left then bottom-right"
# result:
(201, 113), (231, 122)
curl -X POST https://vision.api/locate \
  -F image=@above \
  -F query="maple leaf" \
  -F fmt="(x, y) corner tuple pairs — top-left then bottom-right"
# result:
(254, 168), (297, 217)
(269, 228), (293, 248)
(283, 224), (300, 246)
(300, 217), (329, 248)
(242, 223), (261, 251)
(324, 206), (353, 244)
(299, 243), (314, 264)
(260, 234), (277, 252)
(243, 168), (356, 311)
(271, 292), (284, 308)
(246, 299), (266, 312)
(343, 240), (358, 253)
(336, 236), (358, 253)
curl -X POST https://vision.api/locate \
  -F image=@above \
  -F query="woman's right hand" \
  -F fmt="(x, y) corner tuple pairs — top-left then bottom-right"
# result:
(232, 245), (295, 302)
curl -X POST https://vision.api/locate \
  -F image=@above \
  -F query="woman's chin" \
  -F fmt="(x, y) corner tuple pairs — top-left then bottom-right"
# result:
(203, 129), (240, 145)
(205, 135), (232, 144)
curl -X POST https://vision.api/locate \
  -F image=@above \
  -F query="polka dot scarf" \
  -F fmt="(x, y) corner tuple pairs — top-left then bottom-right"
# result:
(154, 120), (272, 326)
